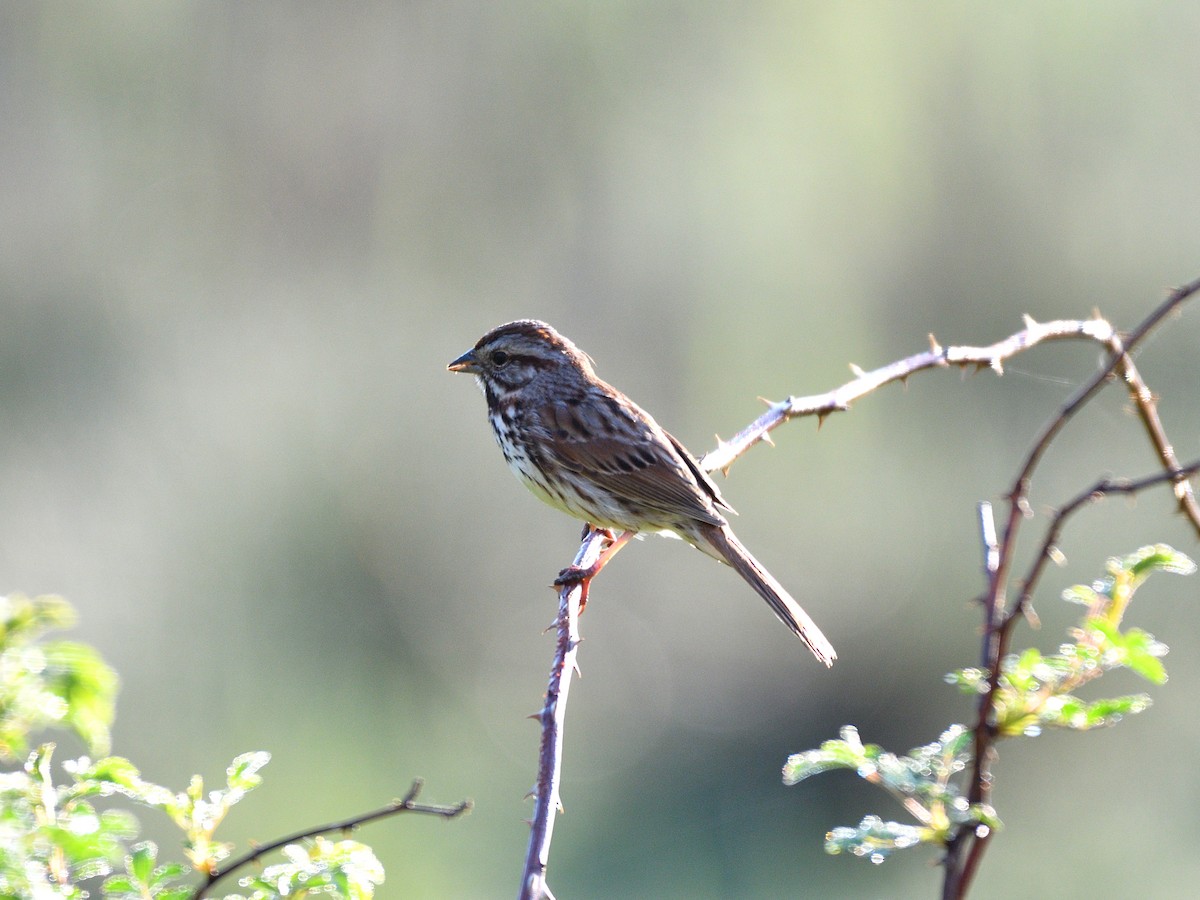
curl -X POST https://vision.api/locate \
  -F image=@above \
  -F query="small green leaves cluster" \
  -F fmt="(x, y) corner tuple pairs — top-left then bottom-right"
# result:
(784, 544), (1193, 865)
(0, 742), (140, 897)
(0, 593), (386, 899)
(77, 750), (272, 894)
(235, 838), (384, 900)
(101, 841), (190, 900)
(0, 594), (116, 759)
(784, 724), (996, 863)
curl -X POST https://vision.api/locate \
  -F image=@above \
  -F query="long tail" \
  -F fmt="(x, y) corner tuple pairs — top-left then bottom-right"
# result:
(703, 525), (836, 667)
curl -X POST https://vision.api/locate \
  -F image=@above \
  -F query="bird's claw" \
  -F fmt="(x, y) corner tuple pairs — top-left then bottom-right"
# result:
(554, 565), (590, 586)
(552, 565), (593, 612)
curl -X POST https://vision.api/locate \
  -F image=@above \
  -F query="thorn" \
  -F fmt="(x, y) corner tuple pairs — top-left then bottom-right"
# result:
(1022, 313), (1037, 329)
(757, 395), (774, 408)
(849, 363), (866, 378)
(524, 789), (537, 801)
(990, 358), (1004, 376)
(759, 432), (775, 447)
(721, 465), (732, 477)
(401, 778), (424, 804)
(571, 660), (582, 678)
(816, 413), (828, 430)
(928, 333), (943, 355)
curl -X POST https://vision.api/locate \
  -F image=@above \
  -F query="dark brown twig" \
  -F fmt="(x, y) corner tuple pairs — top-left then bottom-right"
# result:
(1015, 458), (1200, 621)
(192, 778), (470, 900)
(944, 275), (1200, 900)
(518, 529), (607, 900)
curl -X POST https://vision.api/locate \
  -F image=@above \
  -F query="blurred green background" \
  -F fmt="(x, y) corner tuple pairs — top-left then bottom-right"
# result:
(3, 3), (1199, 898)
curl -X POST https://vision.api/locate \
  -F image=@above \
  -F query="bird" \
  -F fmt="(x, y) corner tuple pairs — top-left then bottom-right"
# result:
(447, 319), (835, 666)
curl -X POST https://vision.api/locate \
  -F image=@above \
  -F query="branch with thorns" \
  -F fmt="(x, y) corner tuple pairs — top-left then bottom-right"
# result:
(519, 277), (1200, 900)
(944, 275), (1200, 899)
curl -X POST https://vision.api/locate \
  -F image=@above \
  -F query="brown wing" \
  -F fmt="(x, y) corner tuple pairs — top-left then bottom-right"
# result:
(535, 385), (732, 528)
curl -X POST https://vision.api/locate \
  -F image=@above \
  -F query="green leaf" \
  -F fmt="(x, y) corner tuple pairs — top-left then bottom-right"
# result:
(974, 803), (1001, 830)
(0, 596), (118, 760)
(98, 808), (140, 841)
(1003, 648), (1044, 692)
(84, 754), (142, 787)
(227, 750), (271, 793)
(1119, 544), (1197, 585)
(1081, 694), (1152, 727)
(1041, 695), (1085, 728)
(1122, 628), (1169, 684)
(1061, 584), (1100, 606)
(130, 842), (157, 884)
(824, 815), (932, 863)
(945, 666), (989, 695)
(782, 725), (871, 784)
(0, 594), (76, 641)
(151, 861), (187, 884)
(42, 641), (118, 756)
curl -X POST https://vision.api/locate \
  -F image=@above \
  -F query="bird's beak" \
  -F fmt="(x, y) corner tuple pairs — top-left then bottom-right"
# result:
(447, 349), (480, 374)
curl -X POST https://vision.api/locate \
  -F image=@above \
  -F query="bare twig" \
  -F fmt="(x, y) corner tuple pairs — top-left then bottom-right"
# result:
(192, 779), (470, 900)
(519, 528), (608, 900)
(1014, 458), (1200, 621)
(944, 275), (1200, 900)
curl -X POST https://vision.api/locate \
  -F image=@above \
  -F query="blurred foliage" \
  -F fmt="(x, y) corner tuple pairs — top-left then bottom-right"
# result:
(784, 545), (1193, 869)
(233, 839), (384, 900)
(0, 594), (116, 761)
(0, 595), (387, 899)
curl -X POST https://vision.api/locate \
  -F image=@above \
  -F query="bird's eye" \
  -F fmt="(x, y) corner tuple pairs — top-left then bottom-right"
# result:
(492, 350), (510, 366)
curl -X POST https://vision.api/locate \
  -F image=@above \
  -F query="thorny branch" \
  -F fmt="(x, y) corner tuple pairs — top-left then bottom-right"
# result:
(943, 275), (1200, 900)
(520, 529), (607, 900)
(520, 279), (1200, 900)
(192, 779), (470, 899)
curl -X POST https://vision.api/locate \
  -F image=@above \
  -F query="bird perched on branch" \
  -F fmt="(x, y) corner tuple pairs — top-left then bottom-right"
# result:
(448, 319), (835, 667)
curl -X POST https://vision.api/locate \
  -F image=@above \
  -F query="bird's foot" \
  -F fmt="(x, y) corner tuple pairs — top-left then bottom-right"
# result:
(554, 563), (599, 586)
(551, 527), (633, 615)
(553, 564), (596, 612)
